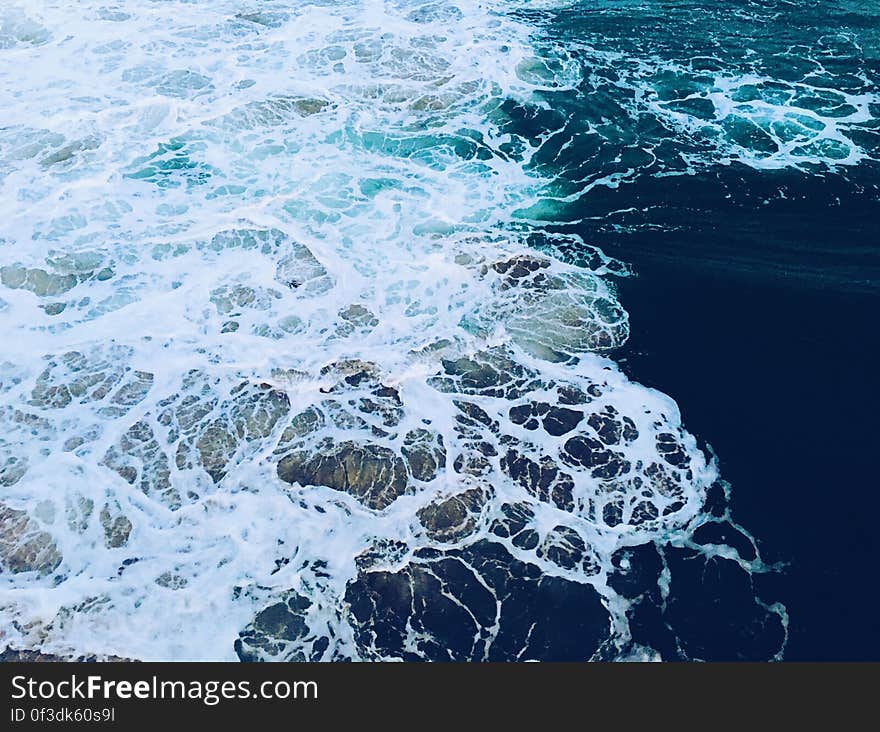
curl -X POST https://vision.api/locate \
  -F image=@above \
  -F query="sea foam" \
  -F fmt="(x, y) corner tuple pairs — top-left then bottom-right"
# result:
(0, 0), (785, 661)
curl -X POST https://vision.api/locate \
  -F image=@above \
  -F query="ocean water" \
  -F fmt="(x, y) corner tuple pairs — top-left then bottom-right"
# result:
(0, 0), (876, 661)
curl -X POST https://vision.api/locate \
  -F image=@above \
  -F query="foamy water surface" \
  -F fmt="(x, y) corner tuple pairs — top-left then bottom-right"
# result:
(5, 0), (875, 661)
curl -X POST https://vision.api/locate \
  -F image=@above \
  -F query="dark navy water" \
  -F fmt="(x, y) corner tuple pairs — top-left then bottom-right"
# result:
(525, 0), (880, 659)
(618, 256), (879, 659)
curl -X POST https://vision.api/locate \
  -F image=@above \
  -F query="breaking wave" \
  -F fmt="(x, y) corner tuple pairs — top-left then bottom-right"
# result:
(2, 0), (852, 660)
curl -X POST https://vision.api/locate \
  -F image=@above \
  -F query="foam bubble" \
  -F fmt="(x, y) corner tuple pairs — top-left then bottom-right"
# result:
(0, 0), (783, 661)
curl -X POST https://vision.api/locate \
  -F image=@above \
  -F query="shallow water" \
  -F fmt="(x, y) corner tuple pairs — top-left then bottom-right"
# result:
(0, 1), (876, 661)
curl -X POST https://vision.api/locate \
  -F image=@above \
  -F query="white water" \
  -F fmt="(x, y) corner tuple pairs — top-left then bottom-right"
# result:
(0, 0), (770, 660)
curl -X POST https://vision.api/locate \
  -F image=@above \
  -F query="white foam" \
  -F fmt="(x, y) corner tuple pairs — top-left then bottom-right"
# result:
(0, 0), (753, 661)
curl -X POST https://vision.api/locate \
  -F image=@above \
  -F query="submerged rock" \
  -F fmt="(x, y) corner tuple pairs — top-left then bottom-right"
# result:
(613, 545), (787, 661)
(28, 347), (151, 416)
(1, 265), (79, 296)
(278, 439), (410, 510)
(213, 95), (332, 130)
(401, 428), (446, 482)
(275, 244), (332, 296)
(489, 502), (541, 550)
(99, 503), (132, 549)
(429, 348), (541, 400)
(103, 376), (290, 509)
(235, 591), (329, 662)
(345, 540), (610, 661)
(103, 420), (177, 507)
(0, 648), (131, 662)
(537, 525), (600, 575)
(0, 503), (62, 575)
(500, 450), (575, 512)
(417, 486), (487, 543)
(428, 348), (700, 531)
(0, 453), (28, 487)
(210, 283), (280, 315)
(463, 255), (629, 361)
(0, 252), (114, 297)
(275, 362), (445, 509)
(336, 303), (378, 337)
(206, 227), (333, 296)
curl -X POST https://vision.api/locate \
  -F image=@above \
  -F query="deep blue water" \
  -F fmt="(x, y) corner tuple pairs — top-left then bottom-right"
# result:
(619, 257), (880, 659)
(533, 1), (880, 658)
